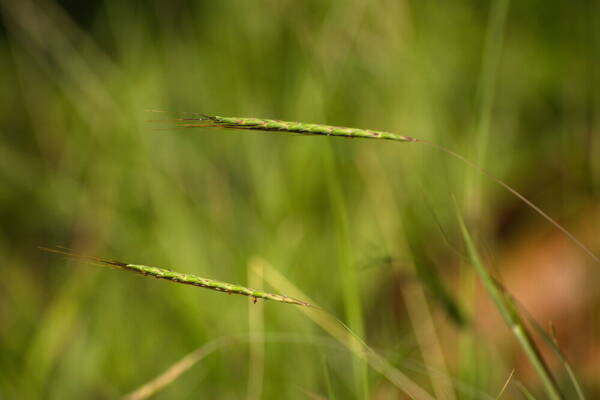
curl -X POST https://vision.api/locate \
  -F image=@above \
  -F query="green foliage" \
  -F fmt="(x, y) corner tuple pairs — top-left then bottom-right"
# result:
(1, 0), (598, 398)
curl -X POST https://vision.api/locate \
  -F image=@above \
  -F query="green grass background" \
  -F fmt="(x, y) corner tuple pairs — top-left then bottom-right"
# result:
(1, 0), (599, 398)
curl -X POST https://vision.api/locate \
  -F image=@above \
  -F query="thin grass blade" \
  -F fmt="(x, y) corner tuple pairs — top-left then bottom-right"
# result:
(455, 211), (564, 400)
(515, 381), (538, 400)
(509, 296), (586, 400)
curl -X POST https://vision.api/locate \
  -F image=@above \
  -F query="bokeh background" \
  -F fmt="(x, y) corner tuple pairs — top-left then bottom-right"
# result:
(1, 0), (599, 398)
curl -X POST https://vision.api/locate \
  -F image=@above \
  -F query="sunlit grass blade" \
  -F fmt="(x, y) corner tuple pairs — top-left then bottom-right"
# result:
(122, 333), (349, 400)
(495, 369), (515, 400)
(455, 211), (564, 400)
(123, 337), (233, 400)
(39, 247), (309, 307)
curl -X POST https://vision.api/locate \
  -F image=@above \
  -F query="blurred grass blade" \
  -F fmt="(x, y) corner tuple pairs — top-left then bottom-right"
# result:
(123, 338), (233, 400)
(403, 208), (466, 326)
(510, 297), (586, 400)
(455, 211), (564, 400)
(515, 381), (538, 400)
(321, 357), (338, 400)
(257, 259), (435, 400)
(545, 327), (586, 400)
(323, 144), (369, 399)
(469, 0), (510, 202)
(39, 247), (309, 306)
(358, 149), (457, 399)
(247, 257), (266, 400)
(495, 369), (515, 400)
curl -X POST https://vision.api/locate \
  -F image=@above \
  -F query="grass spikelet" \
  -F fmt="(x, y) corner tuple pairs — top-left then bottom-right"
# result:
(150, 110), (600, 267)
(39, 247), (309, 307)
(148, 110), (417, 142)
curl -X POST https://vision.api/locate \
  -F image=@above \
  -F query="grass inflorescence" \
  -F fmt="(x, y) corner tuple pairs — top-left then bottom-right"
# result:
(6, 1), (597, 398)
(149, 110), (599, 398)
(149, 110), (417, 142)
(39, 247), (309, 307)
(152, 110), (599, 266)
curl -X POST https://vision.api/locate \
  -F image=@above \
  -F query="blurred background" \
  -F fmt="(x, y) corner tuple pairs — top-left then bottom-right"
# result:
(1, 0), (599, 398)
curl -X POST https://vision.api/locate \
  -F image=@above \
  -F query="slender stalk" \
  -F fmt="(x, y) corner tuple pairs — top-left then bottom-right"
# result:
(469, 0), (511, 209)
(495, 369), (515, 400)
(324, 143), (369, 399)
(123, 337), (234, 400)
(512, 299), (586, 400)
(247, 257), (266, 400)
(463, 2), (510, 392)
(321, 357), (338, 400)
(123, 334), (346, 400)
(39, 247), (309, 307)
(456, 212), (564, 400)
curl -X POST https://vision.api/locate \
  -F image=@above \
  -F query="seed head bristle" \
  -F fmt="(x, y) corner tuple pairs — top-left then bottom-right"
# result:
(38, 246), (128, 269)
